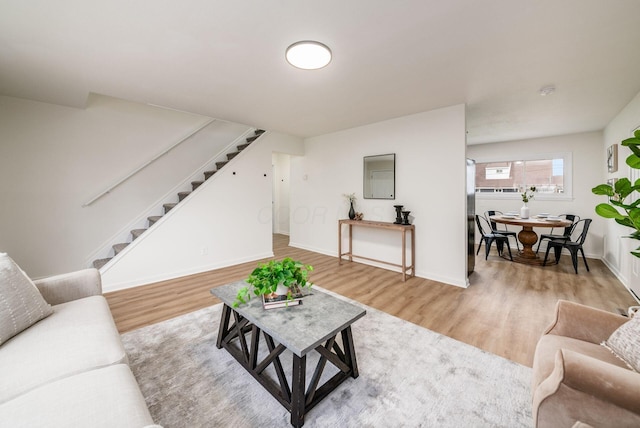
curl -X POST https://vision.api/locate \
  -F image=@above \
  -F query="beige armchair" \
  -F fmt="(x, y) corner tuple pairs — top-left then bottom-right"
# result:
(532, 300), (640, 427)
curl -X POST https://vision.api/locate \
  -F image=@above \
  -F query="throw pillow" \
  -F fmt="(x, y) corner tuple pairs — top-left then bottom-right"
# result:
(603, 314), (640, 372)
(0, 253), (53, 345)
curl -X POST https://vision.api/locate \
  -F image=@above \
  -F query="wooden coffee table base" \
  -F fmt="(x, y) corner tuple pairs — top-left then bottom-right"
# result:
(215, 304), (360, 428)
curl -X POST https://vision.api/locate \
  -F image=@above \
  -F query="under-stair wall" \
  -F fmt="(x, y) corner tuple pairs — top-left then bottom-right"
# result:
(87, 127), (263, 269)
(101, 131), (304, 292)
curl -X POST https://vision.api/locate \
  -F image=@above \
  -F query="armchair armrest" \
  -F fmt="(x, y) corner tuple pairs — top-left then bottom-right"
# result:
(544, 300), (627, 344)
(534, 349), (640, 427)
(33, 268), (102, 305)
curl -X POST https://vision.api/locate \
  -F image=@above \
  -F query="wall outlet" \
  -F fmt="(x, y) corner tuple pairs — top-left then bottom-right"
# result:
(200, 246), (208, 256)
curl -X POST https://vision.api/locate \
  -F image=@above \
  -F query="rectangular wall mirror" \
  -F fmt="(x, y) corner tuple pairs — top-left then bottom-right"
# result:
(364, 153), (395, 199)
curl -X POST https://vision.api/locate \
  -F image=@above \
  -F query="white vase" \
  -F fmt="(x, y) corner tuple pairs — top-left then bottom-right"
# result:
(520, 204), (530, 219)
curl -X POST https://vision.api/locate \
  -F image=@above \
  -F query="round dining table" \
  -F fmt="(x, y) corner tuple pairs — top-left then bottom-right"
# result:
(490, 215), (572, 265)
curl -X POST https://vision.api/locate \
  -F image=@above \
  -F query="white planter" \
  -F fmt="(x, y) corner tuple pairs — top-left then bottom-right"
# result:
(520, 204), (530, 219)
(275, 283), (290, 296)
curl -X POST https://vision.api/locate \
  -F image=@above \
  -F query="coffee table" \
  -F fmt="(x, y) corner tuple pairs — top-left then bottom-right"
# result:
(210, 281), (366, 427)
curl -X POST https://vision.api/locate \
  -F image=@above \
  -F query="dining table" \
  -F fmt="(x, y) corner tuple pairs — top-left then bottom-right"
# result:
(490, 215), (572, 265)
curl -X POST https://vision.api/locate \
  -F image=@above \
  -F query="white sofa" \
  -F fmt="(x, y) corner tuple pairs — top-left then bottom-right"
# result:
(0, 265), (157, 428)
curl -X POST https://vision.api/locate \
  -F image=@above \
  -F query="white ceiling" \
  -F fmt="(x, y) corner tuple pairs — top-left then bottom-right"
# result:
(1, 0), (640, 144)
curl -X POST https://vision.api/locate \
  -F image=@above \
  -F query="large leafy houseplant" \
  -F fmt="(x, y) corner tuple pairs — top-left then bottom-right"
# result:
(592, 130), (640, 258)
(234, 257), (313, 307)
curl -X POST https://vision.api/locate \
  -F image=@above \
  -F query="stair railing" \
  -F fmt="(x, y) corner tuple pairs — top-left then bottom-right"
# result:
(82, 118), (217, 207)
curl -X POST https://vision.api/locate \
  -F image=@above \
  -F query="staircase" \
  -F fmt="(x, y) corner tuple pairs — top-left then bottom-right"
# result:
(92, 129), (265, 270)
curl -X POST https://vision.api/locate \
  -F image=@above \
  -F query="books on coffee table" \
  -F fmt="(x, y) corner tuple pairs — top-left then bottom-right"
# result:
(262, 285), (306, 309)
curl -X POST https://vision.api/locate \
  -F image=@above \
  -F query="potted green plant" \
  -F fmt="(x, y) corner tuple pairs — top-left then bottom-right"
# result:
(592, 130), (640, 258)
(234, 257), (313, 307)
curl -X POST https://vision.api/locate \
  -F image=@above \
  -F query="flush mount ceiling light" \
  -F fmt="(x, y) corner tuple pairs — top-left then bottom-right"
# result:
(285, 41), (332, 70)
(539, 85), (556, 96)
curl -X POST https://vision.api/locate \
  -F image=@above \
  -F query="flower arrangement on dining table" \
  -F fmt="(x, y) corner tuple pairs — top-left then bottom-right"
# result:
(521, 186), (537, 204)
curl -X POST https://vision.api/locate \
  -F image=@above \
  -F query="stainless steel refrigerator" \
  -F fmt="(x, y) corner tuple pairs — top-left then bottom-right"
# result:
(467, 158), (475, 276)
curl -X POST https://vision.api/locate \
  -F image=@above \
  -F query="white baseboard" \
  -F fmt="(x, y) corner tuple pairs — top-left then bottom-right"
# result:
(289, 241), (467, 288)
(102, 251), (274, 293)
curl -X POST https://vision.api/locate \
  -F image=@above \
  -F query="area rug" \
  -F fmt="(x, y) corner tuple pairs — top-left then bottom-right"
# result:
(121, 289), (532, 427)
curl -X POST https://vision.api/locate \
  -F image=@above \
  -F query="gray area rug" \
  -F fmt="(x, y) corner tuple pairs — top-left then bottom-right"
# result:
(122, 289), (532, 427)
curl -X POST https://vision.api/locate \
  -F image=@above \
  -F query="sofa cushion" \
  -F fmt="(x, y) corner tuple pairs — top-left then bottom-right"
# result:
(532, 333), (628, 390)
(0, 295), (127, 404)
(0, 253), (53, 345)
(0, 364), (155, 428)
(603, 314), (640, 372)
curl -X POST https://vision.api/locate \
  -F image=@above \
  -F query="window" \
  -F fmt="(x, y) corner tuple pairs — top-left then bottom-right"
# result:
(474, 153), (572, 200)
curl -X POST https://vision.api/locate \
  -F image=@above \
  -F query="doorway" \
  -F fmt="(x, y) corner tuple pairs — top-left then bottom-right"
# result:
(272, 153), (291, 237)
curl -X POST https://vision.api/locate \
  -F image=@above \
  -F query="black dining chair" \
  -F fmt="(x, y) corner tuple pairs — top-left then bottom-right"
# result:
(475, 215), (513, 261)
(535, 214), (580, 253)
(484, 210), (520, 250)
(543, 218), (592, 274)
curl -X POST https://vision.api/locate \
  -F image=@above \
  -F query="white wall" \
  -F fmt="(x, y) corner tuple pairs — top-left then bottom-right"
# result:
(467, 131), (604, 258)
(602, 90), (640, 298)
(290, 105), (468, 288)
(0, 94), (250, 278)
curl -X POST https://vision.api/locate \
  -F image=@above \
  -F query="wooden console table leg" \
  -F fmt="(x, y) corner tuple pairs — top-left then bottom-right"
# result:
(411, 228), (415, 278)
(338, 223), (342, 265)
(348, 224), (353, 262)
(401, 230), (406, 282)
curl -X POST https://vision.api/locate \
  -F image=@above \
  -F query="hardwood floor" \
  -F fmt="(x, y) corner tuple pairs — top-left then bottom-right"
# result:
(105, 234), (637, 367)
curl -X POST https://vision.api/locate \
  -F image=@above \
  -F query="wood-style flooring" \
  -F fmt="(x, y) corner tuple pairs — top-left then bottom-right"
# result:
(105, 234), (637, 367)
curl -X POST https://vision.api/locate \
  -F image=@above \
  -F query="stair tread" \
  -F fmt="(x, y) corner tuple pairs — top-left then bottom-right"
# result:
(113, 243), (129, 255)
(93, 258), (111, 269)
(178, 191), (191, 201)
(131, 229), (146, 240)
(163, 203), (177, 213)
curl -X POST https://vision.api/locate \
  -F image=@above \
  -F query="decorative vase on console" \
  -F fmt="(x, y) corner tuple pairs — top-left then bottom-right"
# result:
(394, 205), (404, 224)
(343, 193), (357, 220)
(520, 186), (536, 219)
(402, 211), (411, 225)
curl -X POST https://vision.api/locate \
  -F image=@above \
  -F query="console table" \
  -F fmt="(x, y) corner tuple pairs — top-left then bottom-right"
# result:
(338, 219), (415, 281)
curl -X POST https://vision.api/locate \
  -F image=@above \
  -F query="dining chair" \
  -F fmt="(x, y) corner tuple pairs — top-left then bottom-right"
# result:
(543, 218), (592, 274)
(535, 214), (580, 253)
(475, 215), (513, 261)
(484, 210), (520, 250)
